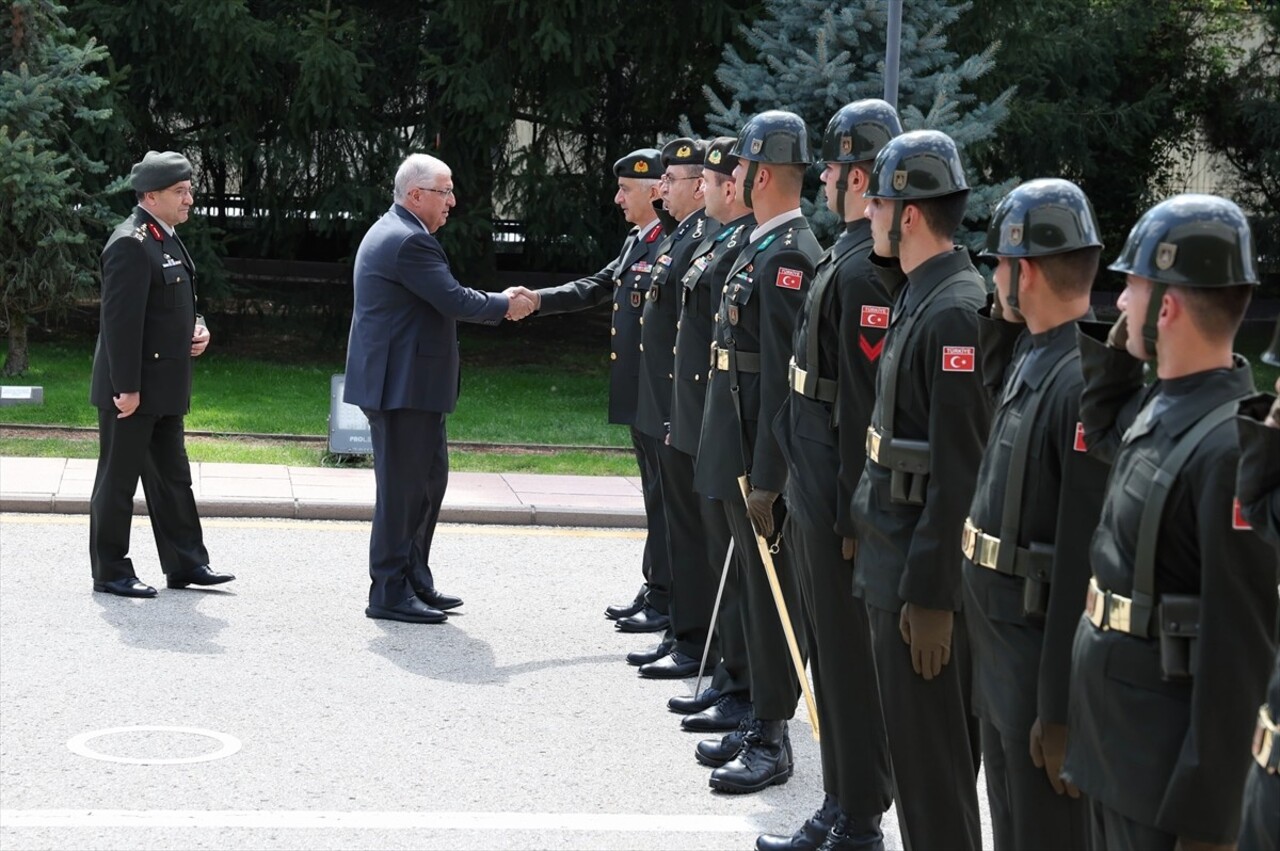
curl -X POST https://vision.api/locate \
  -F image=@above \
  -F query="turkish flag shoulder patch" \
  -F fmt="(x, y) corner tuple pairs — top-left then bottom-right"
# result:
(776, 267), (803, 289)
(1073, 422), (1088, 453)
(1232, 498), (1253, 530)
(941, 346), (975, 372)
(861, 305), (890, 328)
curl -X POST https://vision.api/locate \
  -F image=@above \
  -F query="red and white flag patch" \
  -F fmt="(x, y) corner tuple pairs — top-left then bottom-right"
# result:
(776, 267), (803, 290)
(941, 346), (975, 372)
(1232, 498), (1253, 530)
(1073, 422), (1088, 453)
(861, 305), (890, 328)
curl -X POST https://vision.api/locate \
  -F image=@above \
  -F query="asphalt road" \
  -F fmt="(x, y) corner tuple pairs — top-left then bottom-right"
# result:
(0, 514), (991, 850)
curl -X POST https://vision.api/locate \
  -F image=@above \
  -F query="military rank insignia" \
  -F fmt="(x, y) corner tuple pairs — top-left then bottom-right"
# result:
(728, 305), (740, 325)
(941, 346), (975, 372)
(775, 268), (803, 290)
(146, 223), (164, 242)
(647, 283), (660, 302)
(631, 261), (652, 274)
(631, 291), (643, 308)
(1074, 422), (1088, 453)
(858, 335), (885, 362)
(644, 224), (662, 243)
(692, 219), (704, 240)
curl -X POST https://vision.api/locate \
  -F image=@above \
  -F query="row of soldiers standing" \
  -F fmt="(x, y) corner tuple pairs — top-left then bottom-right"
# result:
(523, 99), (1280, 851)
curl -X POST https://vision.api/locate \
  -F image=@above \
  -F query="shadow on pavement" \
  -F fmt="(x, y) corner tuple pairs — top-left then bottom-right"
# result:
(95, 592), (229, 655)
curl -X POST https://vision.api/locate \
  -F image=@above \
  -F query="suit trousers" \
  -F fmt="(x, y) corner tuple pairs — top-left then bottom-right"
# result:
(657, 442), (716, 659)
(867, 604), (981, 851)
(722, 488), (803, 721)
(981, 718), (1089, 851)
(700, 495), (750, 699)
(1238, 762), (1279, 851)
(631, 427), (670, 614)
(364, 408), (448, 608)
(788, 512), (892, 817)
(90, 409), (208, 581)
(1089, 797), (1174, 851)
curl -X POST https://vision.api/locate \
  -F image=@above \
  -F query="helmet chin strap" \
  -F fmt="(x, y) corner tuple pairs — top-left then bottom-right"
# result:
(833, 164), (851, 220)
(887, 199), (904, 257)
(741, 161), (760, 209)
(1005, 258), (1025, 321)
(1141, 281), (1167, 359)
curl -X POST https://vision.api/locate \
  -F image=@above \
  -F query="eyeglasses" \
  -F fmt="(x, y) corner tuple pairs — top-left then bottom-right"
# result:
(415, 186), (455, 198)
(660, 174), (702, 185)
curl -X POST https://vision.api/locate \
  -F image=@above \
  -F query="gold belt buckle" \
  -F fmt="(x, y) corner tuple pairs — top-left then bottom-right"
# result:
(715, 347), (730, 371)
(1109, 593), (1132, 633)
(788, 359), (801, 394)
(1255, 705), (1278, 774)
(977, 532), (1000, 570)
(866, 427), (882, 464)
(1086, 577), (1106, 629)
(961, 519), (978, 563)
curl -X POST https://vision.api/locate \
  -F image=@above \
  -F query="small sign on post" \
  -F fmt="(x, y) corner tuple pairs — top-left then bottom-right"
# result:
(0, 386), (44, 407)
(327, 375), (373, 454)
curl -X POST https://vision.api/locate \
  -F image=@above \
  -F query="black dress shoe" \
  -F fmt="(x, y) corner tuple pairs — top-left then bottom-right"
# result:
(638, 650), (699, 679)
(695, 715), (753, 768)
(93, 577), (157, 598)
(710, 719), (793, 794)
(626, 638), (674, 667)
(614, 605), (670, 633)
(415, 587), (463, 611)
(166, 564), (235, 589)
(605, 584), (647, 620)
(668, 687), (720, 715)
(365, 597), (448, 624)
(682, 693), (752, 732)
(816, 814), (884, 851)
(757, 793), (841, 851)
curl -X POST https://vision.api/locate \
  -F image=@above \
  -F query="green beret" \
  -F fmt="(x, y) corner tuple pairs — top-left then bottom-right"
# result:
(661, 138), (706, 168)
(703, 137), (739, 177)
(614, 148), (662, 179)
(129, 150), (192, 192)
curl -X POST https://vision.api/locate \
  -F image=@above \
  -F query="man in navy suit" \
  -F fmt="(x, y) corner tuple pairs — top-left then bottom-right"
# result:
(344, 153), (531, 624)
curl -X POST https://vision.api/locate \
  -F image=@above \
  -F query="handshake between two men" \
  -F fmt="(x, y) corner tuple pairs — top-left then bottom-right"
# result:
(501, 286), (540, 321)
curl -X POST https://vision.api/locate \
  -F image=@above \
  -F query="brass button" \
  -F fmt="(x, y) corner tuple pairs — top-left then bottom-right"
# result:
(613, 304), (619, 312)
(153, 353), (159, 359)
(671, 347), (677, 354)
(714, 312), (720, 321)
(722, 285), (728, 293)
(667, 372), (673, 379)
(694, 374), (700, 382)
(676, 321), (681, 330)
(611, 328), (616, 336)
(639, 343), (645, 352)
(610, 352), (617, 361)
(639, 317), (644, 326)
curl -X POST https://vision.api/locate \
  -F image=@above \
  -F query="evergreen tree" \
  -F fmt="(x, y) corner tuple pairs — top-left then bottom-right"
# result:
(0, 0), (114, 376)
(696, 0), (1014, 247)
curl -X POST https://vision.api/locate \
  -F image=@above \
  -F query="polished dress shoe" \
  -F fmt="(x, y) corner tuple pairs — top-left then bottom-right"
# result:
(668, 687), (721, 715)
(757, 793), (841, 851)
(816, 814), (884, 851)
(415, 587), (462, 611)
(166, 564), (235, 589)
(695, 715), (753, 768)
(365, 596), (447, 624)
(682, 692), (752, 732)
(638, 650), (698, 679)
(626, 639), (674, 667)
(710, 719), (793, 794)
(614, 604), (670, 633)
(93, 577), (157, 598)
(605, 584), (647, 620)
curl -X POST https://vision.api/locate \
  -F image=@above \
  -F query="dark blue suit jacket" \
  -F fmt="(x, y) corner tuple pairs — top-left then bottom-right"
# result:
(344, 204), (508, 413)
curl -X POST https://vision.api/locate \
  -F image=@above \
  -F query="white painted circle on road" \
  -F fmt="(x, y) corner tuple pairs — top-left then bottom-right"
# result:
(66, 726), (241, 765)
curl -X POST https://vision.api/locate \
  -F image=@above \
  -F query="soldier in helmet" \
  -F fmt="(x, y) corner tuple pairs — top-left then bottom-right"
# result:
(756, 99), (900, 851)
(1062, 194), (1277, 850)
(666, 136), (757, 733)
(1234, 379), (1280, 850)
(631, 137), (715, 680)
(962, 179), (1110, 850)
(847, 129), (990, 850)
(514, 149), (674, 647)
(691, 110), (822, 794)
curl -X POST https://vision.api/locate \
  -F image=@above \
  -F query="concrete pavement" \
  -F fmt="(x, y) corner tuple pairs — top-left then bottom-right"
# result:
(0, 456), (646, 528)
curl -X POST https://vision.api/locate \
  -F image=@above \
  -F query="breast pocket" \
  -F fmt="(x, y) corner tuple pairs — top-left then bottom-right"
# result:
(156, 266), (190, 310)
(725, 272), (756, 335)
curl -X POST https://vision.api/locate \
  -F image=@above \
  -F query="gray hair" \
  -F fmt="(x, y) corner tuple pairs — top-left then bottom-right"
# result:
(393, 154), (449, 202)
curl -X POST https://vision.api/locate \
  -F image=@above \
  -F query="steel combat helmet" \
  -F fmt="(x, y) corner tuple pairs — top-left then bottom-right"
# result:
(866, 129), (968, 256)
(821, 99), (902, 218)
(730, 110), (810, 208)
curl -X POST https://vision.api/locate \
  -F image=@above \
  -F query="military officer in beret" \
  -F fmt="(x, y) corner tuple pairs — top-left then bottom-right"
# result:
(666, 136), (756, 732)
(632, 138), (716, 680)
(515, 149), (674, 644)
(1235, 379), (1280, 851)
(692, 110), (821, 795)
(88, 151), (234, 597)
(1063, 195), (1276, 851)
(962, 179), (1109, 850)
(759, 100), (901, 851)
(848, 130), (990, 850)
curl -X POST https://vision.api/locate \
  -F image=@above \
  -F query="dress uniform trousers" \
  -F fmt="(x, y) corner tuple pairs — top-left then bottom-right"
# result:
(867, 604), (981, 851)
(656, 440), (719, 660)
(630, 426), (670, 615)
(722, 487), (803, 721)
(981, 719), (1088, 851)
(90, 409), (208, 582)
(696, 492), (750, 698)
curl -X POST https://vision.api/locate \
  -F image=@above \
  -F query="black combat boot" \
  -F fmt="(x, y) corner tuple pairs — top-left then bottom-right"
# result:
(817, 813), (885, 851)
(756, 792), (840, 850)
(695, 714), (754, 768)
(709, 718), (792, 793)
